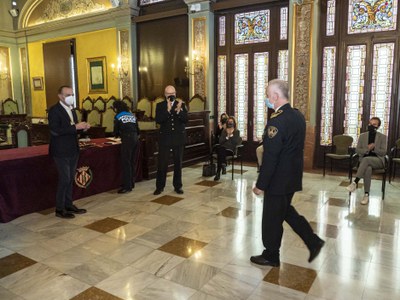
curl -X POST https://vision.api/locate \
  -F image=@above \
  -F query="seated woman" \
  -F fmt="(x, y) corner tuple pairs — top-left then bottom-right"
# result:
(214, 113), (228, 144)
(214, 116), (242, 181)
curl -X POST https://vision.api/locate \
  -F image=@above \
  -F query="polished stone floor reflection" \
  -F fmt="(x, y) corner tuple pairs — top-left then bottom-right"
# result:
(1, 164), (400, 299)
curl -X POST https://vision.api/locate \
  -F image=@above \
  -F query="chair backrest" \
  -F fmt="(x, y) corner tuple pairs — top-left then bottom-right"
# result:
(12, 124), (31, 148)
(332, 135), (353, 155)
(188, 94), (206, 112)
(82, 97), (93, 111)
(137, 97), (152, 118)
(101, 107), (116, 134)
(74, 109), (82, 122)
(2, 98), (19, 114)
(93, 97), (106, 112)
(87, 109), (102, 127)
(122, 96), (133, 111)
(106, 96), (116, 109)
(152, 96), (165, 119)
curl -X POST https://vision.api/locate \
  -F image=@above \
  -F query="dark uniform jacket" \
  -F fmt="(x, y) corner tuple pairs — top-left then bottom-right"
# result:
(155, 100), (188, 146)
(114, 111), (140, 140)
(256, 103), (305, 195)
(48, 102), (79, 158)
(219, 129), (242, 152)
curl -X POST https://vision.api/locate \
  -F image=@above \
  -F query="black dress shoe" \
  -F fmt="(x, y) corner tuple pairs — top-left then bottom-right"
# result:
(55, 210), (75, 219)
(65, 205), (87, 214)
(308, 239), (325, 262)
(153, 188), (163, 195)
(214, 173), (220, 181)
(118, 188), (132, 194)
(250, 255), (280, 267)
(175, 188), (184, 194)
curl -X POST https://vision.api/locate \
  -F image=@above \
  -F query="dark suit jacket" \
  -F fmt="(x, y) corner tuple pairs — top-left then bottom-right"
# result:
(48, 102), (80, 158)
(155, 100), (188, 146)
(256, 103), (305, 195)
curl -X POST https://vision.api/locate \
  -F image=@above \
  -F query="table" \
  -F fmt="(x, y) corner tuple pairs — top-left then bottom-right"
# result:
(0, 138), (142, 222)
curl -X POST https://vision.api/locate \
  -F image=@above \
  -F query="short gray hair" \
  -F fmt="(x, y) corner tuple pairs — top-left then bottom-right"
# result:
(268, 79), (289, 100)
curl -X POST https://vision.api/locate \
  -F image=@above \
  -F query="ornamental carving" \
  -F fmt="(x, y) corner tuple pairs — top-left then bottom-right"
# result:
(193, 17), (206, 98)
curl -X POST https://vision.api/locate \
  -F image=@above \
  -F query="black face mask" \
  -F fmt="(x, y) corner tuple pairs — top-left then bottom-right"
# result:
(221, 117), (228, 124)
(168, 95), (175, 102)
(226, 122), (234, 128)
(368, 125), (378, 132)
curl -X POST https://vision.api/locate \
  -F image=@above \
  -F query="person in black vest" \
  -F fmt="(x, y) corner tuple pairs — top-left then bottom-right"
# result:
(48, 85), (90, 219)
(153, 85), (188, 195)
(251, 79), (324, 266)
(113, 100), (140, 194)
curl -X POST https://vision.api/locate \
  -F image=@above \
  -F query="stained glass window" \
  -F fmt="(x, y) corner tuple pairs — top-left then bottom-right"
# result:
(140, 0), (165, 5)
(235, 10), (270, 45)
(370, 43), (394, 137)
(320, 47), (336, 146)
(219, 16), (226, 46)
(217, 55), (227, 122)
(348, 0), (398, 34)
(234, 54), (249, 141)
(253, 52), (269, 142)
(277, 50), (289, 82)
(280, 7), (288, 40)
(326, 0), (336, 36)
(344, 45), (366, 146)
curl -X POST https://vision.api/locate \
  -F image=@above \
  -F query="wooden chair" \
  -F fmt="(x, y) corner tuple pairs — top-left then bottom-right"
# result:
(323, 134), (354, 178)
(2, 98), (19, 115)
(137, 97), (152, 118)
(12, 124), (31, 148)
(211, 144), (244, 180)
(86, 108), (102, 127)
(389, 138), (400, 183)
(350, 153), (389, 199)
(82, 96), (93, 111)
(101, 107), (116, 135)
(93, 96), (106, 112)
(152, 96), (165, 119)
(122, 96), (133, 111)
(188, 94), (206, 112)
(74, 109), (82, 122)
(106, 96), (117, 109)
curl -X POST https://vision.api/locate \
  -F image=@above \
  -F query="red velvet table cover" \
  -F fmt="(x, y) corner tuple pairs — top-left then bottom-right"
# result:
(0, 138), (142, 222)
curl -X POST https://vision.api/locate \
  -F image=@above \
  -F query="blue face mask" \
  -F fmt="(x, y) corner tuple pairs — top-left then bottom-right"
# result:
(265, 98), (274, 109)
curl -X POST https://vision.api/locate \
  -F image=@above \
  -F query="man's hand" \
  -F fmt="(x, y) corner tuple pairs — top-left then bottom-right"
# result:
(76, 122), (90, 131)
(253, 186), (263, 195)
(368, 143), (375, 151)
(175, 100), (183, 113)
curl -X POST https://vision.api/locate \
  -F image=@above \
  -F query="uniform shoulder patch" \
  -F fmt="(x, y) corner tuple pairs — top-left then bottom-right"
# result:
(271, 110), (283, 119)
(267, 126), (278, 138)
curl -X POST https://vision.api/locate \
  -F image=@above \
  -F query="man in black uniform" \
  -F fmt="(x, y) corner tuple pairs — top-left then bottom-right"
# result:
(251, 79), (324, 266)
(113, 100), (140, 194)
(154, 85), (188, 195)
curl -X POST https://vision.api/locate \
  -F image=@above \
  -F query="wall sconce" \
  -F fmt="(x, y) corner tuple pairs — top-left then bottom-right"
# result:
(138, 66), (148, 73)
(184, 50), (204, 77)
(111, 57), (129, 81)
(0, 62), (10, 81)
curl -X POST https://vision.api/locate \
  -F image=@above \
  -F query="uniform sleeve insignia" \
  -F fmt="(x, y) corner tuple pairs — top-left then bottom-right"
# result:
(267, 126), (278, 138)
(271, 110), (283, 119)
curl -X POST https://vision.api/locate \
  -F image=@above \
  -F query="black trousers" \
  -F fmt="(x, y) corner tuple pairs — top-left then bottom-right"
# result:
(53, 154), (79, 211)
(121, 134), (138, 190)
(262, 192), (316, 255)
(156, 144), (183, 190)
(216, 145), (232, 168)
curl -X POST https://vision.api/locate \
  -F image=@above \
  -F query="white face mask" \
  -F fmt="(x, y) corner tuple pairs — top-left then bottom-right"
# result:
(64, 95), (75, 107)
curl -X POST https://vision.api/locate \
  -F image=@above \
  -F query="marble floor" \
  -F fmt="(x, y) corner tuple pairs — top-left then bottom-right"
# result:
(1, 164), (400, 300)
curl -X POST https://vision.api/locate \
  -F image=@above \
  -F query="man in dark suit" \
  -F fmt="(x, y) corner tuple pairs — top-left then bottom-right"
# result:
(153, 85), (188, 195)
(251, 79), (324, 267)
(48, 86), (90, 219)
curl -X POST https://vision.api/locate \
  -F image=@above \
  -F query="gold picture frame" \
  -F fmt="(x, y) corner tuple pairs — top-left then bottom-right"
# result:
(32, 77), (43, 90)
(87, 56), (107, 94)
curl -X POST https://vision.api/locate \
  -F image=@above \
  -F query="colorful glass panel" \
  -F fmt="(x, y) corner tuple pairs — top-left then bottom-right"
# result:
(326, 0), (336, 36)
(277, 50), (289, 82)
(217, 55), (227, 123)
(253, 52), (269, 142)
(344, 45), (366, 146)
(320, 47), (336, 146)
(280, 7), (288, 40)
(235, 10), (270, 45)
(370, 43), (394, 137)
(348, 0), (398, 34)
(219, 16), (226, 46)
(234, 54), (249, 141)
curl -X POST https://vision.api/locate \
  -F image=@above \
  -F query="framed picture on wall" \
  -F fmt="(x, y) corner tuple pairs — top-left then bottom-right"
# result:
(87, 56), (107, 94)
(32, 77), (43, 90)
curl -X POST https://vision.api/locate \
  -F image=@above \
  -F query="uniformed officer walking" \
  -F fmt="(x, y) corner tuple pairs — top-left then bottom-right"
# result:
(252, 79), (325, 266)
(153, 85), (188, 195)
(113, 100), (140, 194)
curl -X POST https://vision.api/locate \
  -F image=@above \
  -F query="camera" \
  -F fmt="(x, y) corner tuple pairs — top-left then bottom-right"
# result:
(168, 95), (176, 102)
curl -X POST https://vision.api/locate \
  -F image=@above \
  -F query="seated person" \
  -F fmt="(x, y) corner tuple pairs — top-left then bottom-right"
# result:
(215, 113), (228, 144)
(214, 116), (242, 181)
(346, 117), (387, 205)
